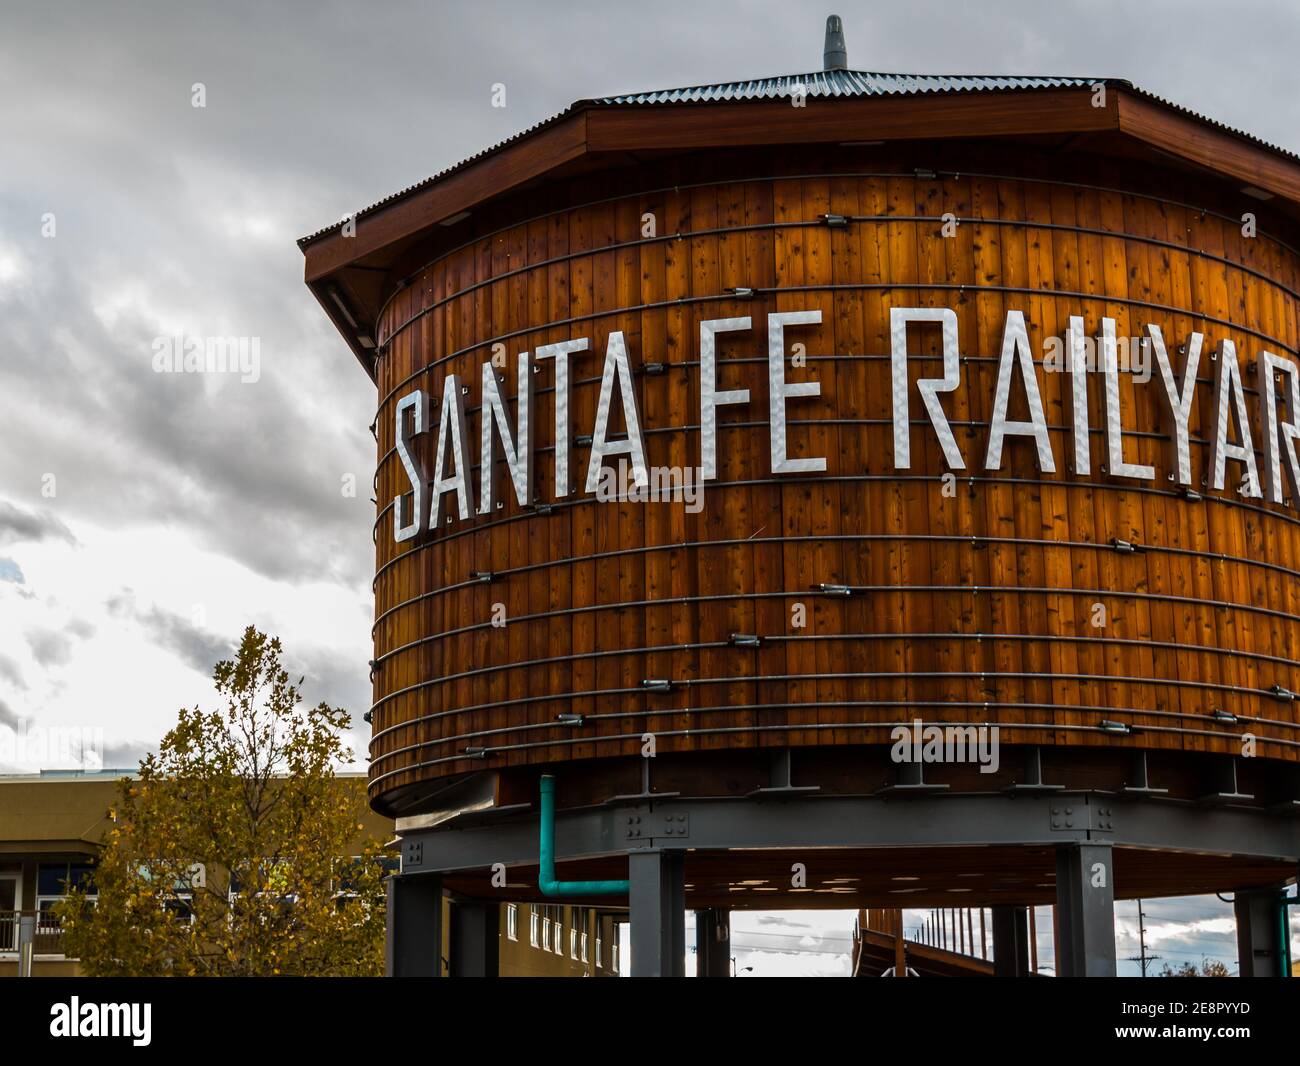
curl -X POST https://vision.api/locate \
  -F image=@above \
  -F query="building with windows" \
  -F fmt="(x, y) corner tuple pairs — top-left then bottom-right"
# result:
(0, 770), (620, 976)
(0, 770), (119, 975)
(503, 902), (619, 977)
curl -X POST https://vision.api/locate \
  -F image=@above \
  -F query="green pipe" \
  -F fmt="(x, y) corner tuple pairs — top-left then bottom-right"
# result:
(539, 775), (629, 897)
(1282, 891), (1296, 978)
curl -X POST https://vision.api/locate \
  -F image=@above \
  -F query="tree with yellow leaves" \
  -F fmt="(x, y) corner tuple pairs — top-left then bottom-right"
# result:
(58, 627), (390, 975)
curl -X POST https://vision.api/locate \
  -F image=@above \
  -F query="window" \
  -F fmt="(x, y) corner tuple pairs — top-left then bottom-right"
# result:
(162, 895), (195, 924)
(0, 873), (19, 952)
(506, 903), (518, 941)
(567, 907), (590, 961)
(331, 857), (374, 911)
(128, 862), (207, 926)
(529, 906), (540, 948)
(532, 904), (566, 953)
(38, 862), (94, 898)
(35, 862), (96, 939)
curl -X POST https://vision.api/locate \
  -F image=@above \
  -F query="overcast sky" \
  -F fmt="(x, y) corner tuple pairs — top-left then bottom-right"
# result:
(1, 0), (1294, 974)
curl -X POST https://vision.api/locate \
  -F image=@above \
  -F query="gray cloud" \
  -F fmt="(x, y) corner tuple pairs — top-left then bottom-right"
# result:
(0, 501), (76, 549)
(25, 618), (96, 669)
(107, 590), (231, 676)
(103, 589), (365, 718)
(291, 647), (370, 726)
(100, 739), (155, 772)
(755, 914), (814, 930)
(0, 696), (24, 732)
(136, 606), (232, 677)
(0, 651), (26, 691)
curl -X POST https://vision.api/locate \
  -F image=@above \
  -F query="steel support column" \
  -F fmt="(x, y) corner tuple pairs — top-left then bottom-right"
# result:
(17, 914), (35, 978)
(1235, 887), (1286, 977)
(629, 849), (685, 977)
(1055, 843), (1116, 977)
(990, 905), (1029, 977)
(449, 898), (500, 977)
(695, 907), (730, 977)
(386, 874), (444, 977)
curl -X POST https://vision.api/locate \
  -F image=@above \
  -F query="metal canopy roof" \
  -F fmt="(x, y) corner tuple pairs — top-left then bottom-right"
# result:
(594, 69), (1107, 106)
(297, 64), (1300, 252)
(297, 70), (1122, 249)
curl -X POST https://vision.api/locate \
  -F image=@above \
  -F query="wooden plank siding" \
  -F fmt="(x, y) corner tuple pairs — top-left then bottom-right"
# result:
(364, 151), (1300, 810)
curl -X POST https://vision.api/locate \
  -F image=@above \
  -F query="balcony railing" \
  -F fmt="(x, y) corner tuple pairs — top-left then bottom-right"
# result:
(0, 910), (67, 956)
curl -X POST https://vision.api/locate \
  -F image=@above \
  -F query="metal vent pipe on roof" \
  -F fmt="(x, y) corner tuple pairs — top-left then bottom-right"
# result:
(823, 14), (848, 71)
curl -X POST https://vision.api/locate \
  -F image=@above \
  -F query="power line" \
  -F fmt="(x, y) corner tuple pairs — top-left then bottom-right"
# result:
(1123, 899), (1161, 977)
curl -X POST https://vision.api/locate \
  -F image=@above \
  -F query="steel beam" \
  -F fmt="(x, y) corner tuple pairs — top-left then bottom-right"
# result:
(695, 908), (731, 977)
(630, 849), (685, 977)
(991, 905), (1029, 977)
(449, 898), (500, 977)
(400, 792), (1300, 875)
(1055, 843), (1117, 977)
(386, 873), (444, 977)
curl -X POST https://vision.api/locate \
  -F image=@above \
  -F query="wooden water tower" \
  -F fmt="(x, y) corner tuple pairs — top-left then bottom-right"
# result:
(302, 16), (1300, 976)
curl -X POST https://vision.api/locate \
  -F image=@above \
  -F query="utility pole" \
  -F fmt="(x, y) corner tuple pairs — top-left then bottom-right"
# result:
(1125, 899), (1162, 976)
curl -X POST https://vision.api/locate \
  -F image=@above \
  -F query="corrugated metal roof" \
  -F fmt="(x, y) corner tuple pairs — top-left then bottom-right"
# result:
(298, 108), (574, 247)
(594, 69), (1105, 105)
(1125, 83), (1300, 165)
(297, 68), (1295, 249)
(299, 69), (1115, 248)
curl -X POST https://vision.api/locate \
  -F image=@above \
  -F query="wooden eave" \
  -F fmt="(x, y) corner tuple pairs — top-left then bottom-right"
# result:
(302, 87), (1300, 379)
